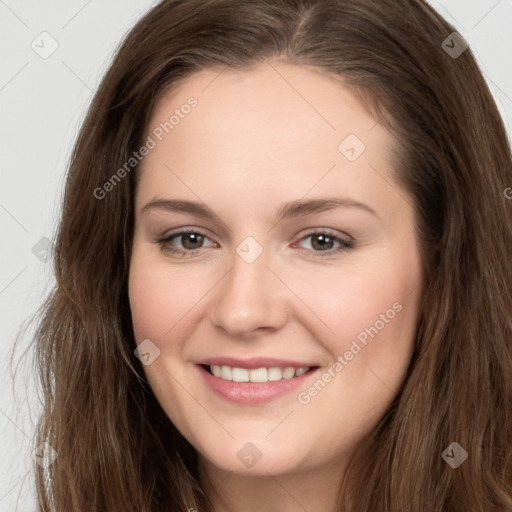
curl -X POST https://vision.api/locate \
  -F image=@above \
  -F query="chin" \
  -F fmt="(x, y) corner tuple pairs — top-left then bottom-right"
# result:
(194, 435), (312, 476)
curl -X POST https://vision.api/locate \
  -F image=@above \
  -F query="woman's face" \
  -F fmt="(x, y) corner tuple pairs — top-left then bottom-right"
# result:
(128, 62), (423, 479)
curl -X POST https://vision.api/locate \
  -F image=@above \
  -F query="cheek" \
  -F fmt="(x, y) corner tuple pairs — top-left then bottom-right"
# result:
(128, 269), (163, 343)
(291, 253), (422, 398)
(128, 252), (197, 346)
(290, 259), (420, 348)
(293, 267), (420, 437)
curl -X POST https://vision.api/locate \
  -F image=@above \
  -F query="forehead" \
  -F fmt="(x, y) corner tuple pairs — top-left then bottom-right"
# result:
(149, 62), (380, 142)
(137, 62), (404, 222)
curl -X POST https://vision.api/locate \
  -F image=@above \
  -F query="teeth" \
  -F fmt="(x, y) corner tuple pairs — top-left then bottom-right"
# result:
(267, 367), (283, 381)
(220, 365), (232, 381)
(295, 367), (308, 377)
(249, 367), (268, 383)
(209, 365), (311, 382)
(232, 367), (249, 382)
(282, 367), (295, 379)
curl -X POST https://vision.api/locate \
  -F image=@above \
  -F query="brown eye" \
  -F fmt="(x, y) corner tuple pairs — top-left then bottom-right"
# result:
(178, 232), (205, 250)
(310, 233), (336, 251)
(296, 230), (355, 257)
(158, 230), (216, 257)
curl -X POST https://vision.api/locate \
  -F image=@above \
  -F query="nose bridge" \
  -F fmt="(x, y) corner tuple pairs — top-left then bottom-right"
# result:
(210, 236), (287, 335)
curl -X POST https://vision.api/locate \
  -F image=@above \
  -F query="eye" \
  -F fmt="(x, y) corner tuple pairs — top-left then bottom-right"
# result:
(294, 229), (354, 257)
(157, 230), (216, 257)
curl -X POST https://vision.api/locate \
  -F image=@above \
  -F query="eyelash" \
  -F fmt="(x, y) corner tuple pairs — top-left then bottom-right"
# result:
(156, 228), (355, 258)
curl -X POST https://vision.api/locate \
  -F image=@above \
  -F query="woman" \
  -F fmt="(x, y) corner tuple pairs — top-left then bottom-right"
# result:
(32, 0), (512, 510)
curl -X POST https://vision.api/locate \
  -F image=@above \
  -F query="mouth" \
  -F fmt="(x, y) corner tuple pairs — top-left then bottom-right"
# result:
(201, 364), (317, 382)
(195, 361), (320, 405)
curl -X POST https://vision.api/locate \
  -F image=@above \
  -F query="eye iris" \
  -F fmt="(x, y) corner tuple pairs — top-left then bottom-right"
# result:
(312, 234), (334, 251)
(182, 233), (203, 250)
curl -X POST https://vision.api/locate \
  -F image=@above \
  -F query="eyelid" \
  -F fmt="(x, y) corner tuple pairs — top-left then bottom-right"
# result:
(158, 226), (215, 241)
(297, 227), (354, 242)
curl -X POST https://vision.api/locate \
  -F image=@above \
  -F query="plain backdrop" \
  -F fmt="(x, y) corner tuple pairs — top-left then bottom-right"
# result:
(1, 0), (511, 509)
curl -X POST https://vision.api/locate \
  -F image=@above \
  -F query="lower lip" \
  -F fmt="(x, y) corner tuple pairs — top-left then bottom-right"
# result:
(197, 365), (318, 405)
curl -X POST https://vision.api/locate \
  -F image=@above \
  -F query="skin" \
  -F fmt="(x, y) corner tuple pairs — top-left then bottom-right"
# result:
(128, 61), (423, 512)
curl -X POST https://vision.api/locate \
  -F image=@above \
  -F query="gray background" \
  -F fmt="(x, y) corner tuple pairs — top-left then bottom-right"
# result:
(1, 0), (511, 509)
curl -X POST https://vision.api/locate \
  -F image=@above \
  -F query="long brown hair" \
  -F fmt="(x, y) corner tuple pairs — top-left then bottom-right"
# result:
(30, 0), (512, 510)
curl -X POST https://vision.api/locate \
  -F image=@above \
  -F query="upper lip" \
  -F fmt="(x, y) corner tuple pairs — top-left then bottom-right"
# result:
(195, 357), (318, 370)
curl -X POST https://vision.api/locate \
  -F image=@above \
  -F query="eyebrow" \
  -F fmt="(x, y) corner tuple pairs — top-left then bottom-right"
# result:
(141, 196), (379, 229)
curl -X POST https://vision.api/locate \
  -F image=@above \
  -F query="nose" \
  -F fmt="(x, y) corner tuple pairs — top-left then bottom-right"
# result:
(209, 245), (289, 338)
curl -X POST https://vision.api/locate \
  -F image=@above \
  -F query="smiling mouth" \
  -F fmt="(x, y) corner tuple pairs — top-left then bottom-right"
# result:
(201, 364), (318, 383)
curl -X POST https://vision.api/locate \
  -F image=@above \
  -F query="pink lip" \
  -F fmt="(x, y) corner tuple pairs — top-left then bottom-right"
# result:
(195, 356), (316, 369)
(196, 364), (319, 405)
